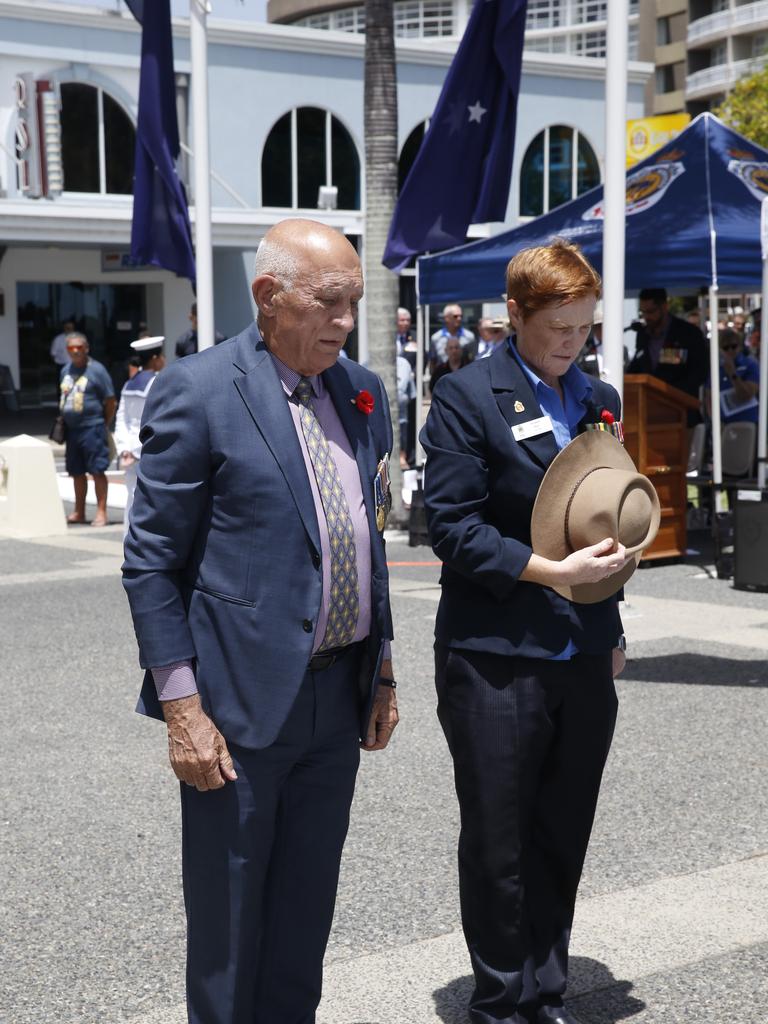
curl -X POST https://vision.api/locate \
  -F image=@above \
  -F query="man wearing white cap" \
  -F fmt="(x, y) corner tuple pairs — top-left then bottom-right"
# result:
(114, 337), (166, 534)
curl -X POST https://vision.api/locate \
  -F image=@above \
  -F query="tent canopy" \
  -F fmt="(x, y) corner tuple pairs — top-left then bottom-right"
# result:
(417, 113), (768, 304)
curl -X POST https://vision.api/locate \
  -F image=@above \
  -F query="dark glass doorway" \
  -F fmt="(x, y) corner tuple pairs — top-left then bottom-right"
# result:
(17, 282), (147, 407)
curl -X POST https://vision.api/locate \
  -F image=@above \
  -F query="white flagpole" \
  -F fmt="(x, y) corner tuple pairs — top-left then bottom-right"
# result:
(758, 197), (768, 490)
(602, 0), (629, 402)
(190, 0), (214, 350)
(709, 283), (722, 493)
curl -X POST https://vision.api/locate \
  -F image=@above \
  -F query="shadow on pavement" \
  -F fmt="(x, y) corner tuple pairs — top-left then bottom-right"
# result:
(432, 958), (645, 1023)
(623, 653), (768, 688)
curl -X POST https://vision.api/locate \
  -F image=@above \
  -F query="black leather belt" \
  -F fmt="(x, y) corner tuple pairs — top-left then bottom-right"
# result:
(308, 644), (356, 672)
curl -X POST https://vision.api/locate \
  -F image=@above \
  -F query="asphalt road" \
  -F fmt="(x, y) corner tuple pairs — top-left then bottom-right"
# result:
(1, 522), (766, 1023)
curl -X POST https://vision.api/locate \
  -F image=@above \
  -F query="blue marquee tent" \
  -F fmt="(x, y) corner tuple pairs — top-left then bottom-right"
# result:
(417, 113), (768, 304)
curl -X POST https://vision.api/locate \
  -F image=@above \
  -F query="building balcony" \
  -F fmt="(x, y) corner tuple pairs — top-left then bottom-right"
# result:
(687, 1), (768, 48)
(686, 54), (768, 99)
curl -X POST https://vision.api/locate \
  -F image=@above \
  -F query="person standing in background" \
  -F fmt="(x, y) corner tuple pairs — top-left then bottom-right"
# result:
(50, 320), (76, 367)
(430, 303), (476, 370)
(59, 333), (116, 527)
(114, 337), (166, 535)
(627, 288), (706, 425)
(174, 302), (225, 357)
(476, 317), (508, 359)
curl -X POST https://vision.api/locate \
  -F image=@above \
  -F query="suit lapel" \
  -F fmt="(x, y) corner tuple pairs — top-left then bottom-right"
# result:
(322, 361), (380, 543)
(232, 328), (321, 554)
(489, 345), (560, 471)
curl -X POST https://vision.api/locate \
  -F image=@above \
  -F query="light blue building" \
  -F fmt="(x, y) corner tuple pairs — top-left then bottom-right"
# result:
(0, 0), (650, 407)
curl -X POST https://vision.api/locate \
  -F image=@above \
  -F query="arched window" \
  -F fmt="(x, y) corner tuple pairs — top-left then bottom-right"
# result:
(261, 107), (360, 210)
(60, 83), (135, 194)
(519, 126), (600, 217)
(398, 120), (429, 194)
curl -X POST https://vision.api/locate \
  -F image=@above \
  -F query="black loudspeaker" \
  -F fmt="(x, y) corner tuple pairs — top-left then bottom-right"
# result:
(734, 491), (768, 591)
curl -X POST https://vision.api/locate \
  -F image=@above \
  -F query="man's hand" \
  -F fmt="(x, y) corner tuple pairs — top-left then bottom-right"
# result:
(364, 662), (399, 751)
(363, 686), (398, 750)
(161, 694), (237, 791)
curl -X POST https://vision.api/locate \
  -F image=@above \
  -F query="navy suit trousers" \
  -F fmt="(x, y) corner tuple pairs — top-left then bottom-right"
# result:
(435, 645), (618, 1024)
(180, 650), (363, 1024)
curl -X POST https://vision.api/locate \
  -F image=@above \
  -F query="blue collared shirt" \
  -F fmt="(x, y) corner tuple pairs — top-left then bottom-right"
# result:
(509, 339), (593, 659)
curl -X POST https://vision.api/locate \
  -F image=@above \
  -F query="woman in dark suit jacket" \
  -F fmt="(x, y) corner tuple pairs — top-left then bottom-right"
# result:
(421, 241), (631, 1024)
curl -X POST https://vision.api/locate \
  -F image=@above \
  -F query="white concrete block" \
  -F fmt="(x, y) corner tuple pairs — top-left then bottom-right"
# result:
(0, 434), (67, 538)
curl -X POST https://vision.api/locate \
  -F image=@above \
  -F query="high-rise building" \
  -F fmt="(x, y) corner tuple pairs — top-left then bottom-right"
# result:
(524, 0), (641, 59)
(686, 1), (768, 115)
(268, 0), (644, 55)
(644, 1), (689, 115)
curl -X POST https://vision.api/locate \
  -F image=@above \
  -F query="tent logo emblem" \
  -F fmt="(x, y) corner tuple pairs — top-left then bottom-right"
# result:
(581, 161), (685, 221)
(727, 159), (768, 202)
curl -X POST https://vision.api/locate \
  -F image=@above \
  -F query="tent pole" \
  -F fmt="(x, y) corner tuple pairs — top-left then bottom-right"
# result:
(601, 0), (629, 402)
(709, 285), (725, 511)
(758, 197), (768, 490)
(415, 303), (428, 465)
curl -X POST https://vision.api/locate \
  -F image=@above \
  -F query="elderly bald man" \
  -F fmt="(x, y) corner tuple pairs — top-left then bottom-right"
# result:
(123, 219), (398, 1024)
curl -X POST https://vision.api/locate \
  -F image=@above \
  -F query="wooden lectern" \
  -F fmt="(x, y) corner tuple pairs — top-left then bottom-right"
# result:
(622, 374), (700, 561)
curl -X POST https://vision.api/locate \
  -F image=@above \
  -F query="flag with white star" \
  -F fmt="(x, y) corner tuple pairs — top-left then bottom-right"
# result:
(383, 0), (528, 271)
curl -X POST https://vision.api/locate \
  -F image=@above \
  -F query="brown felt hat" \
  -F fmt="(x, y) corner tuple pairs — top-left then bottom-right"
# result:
(530, 431), (660, 604)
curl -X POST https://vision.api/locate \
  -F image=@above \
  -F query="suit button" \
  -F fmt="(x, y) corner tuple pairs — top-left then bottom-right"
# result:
(312, 552), (321, 569)
(302, 619), (313, 633)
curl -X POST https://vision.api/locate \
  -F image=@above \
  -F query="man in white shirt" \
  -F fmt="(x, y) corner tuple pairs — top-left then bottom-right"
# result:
(50, 320), (76, 367)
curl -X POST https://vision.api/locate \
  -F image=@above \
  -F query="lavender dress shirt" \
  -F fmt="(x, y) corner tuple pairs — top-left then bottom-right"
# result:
(152, 351), (387, 701)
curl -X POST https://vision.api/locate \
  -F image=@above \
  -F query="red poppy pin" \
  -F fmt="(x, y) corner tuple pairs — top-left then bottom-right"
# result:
(600, 409), (615, 425)
(352, 389), (375, 415)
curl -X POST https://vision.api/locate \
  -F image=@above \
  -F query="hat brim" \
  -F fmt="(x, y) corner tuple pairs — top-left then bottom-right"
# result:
(530, 431), (647, 605)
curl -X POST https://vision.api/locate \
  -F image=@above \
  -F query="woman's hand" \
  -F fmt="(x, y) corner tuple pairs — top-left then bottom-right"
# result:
(612, 647), (626, 678)
(521, 537), (632, 589)
(557, 537), (632, 587)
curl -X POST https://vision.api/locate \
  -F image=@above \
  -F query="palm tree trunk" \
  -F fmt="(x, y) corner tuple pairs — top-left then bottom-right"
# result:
(364, 0), (406, 527)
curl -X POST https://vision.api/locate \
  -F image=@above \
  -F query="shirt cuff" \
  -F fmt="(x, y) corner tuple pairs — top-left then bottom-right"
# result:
(152, 661), (198, 701)
(382, 639), (392, 662)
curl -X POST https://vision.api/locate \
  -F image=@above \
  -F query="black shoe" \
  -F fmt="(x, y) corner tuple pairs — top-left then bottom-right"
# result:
(536, 1005), (582, 1024)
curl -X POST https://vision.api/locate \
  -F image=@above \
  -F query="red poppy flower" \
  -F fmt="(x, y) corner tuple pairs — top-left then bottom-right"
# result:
(353, 389), (375, 415)
(601, 409), (615, 425)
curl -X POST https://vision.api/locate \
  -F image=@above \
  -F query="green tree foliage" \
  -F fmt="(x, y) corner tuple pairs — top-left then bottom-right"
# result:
(715, 63), (768, 149)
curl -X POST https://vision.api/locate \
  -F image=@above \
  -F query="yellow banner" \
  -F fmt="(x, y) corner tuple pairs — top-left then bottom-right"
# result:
(626, 114), (691, 167)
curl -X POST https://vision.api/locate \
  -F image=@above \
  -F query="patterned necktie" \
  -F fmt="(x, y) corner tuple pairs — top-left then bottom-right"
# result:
(294, 377), (359, 650)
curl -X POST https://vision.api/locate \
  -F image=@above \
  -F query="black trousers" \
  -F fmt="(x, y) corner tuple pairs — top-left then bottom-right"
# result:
(180, 651), (362, 1024)
(435, 645), (618, 1024)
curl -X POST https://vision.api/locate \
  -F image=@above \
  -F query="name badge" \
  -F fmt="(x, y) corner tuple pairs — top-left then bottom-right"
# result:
(511, 415), (553, 442)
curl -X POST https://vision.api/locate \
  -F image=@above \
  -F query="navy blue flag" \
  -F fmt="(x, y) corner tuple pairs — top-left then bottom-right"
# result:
(129, 0), (196, 282)
(383, 0), (528, 271)
(124, 0), (144, 22)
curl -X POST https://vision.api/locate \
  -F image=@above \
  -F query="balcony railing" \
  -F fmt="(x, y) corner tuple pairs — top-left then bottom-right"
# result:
(688, 1), (768, 46)
(686, 54), (768, 97)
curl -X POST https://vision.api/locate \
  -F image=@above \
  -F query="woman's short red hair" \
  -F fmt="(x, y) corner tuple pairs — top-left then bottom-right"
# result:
(505, 239), (601, 320)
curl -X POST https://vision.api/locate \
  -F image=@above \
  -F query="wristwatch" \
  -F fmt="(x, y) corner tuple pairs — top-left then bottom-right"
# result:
(377, 676), (397, 689)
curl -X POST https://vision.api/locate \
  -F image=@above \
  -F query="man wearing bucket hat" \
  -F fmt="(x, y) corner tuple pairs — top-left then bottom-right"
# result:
(421, 239), (659, 1024)
(114, 336), (166, 535)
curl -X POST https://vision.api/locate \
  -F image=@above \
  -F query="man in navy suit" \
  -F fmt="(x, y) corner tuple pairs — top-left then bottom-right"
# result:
(123, 220), (398, 1024)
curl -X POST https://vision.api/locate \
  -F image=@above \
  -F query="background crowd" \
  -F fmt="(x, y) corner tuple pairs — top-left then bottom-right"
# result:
(46, 286), (764, 528)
